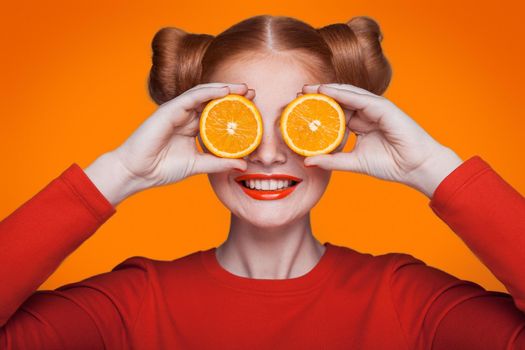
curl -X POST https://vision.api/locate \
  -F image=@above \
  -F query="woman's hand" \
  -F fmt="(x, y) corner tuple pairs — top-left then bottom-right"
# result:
(85, 83), (252, 206)
(301, 83), (464, 199)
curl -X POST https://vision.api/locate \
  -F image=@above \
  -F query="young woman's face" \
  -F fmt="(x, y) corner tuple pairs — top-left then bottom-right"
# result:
(202, 54), (347, 229)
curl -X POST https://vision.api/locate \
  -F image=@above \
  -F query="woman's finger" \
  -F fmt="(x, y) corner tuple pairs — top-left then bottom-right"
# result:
(302, 84), (398, 130)
(157, 86), (229, 127)
(244, 88), (256, 100)
(192, 153), (248, 175)
(157, 84), (248, 128)
(347, 114), (378, 134)
(302, 84), (381, 120)
(313, 85), (402, 130)
(177, 83), (248, 111)
(185, 82), (248, 94)
(195, 88), (256, 114)
(177, 114), (200, 137)
(304, 151), (363, 173)
(303, 83), (378, 97)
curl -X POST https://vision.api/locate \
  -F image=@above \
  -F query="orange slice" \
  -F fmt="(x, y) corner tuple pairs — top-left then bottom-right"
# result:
(280, 93), (346, 156)
(199, 94), (263, 158)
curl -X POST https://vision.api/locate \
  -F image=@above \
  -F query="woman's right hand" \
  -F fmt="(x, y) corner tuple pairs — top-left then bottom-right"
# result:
(85, 83), (252, 206)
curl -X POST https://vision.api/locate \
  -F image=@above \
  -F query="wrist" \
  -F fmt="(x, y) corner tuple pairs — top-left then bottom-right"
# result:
(405, 146), (464, 199)
(83, 152), (147, 207)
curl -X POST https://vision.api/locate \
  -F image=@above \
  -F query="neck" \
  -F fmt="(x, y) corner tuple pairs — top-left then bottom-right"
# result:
(215, 211), (326, 279)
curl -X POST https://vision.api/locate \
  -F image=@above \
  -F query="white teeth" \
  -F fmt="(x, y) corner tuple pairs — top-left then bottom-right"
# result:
(242, 179), (297, 190)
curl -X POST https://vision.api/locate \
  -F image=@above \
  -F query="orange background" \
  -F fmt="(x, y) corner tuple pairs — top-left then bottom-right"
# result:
(1, 1), (523, 292)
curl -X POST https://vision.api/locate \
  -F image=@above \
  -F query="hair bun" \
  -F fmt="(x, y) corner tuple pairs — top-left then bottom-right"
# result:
(347, 16), (384, 43)
(318, 16), (392, 95)
(148, 27), (214, 105)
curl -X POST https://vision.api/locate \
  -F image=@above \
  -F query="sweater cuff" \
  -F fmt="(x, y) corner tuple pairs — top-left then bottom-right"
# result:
(429, 155), (491, 213)
(59, 163), (116, 222)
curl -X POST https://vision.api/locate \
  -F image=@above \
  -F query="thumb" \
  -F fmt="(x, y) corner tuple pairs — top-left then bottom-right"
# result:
(304, 152), (363, 173)
(192, 153), (248, 175)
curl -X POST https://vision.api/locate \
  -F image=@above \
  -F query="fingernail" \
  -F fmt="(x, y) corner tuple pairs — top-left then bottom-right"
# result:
(234, 167), (246, 172)
(305, 163), (317, 168)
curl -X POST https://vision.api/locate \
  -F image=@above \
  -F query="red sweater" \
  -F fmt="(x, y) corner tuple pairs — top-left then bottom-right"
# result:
(0, 155), (524, 349)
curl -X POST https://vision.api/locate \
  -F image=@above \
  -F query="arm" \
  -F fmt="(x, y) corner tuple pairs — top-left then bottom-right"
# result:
(0, 161), (116, 325)
(389, 155), (525, 349)
(0, 161), (147, 349)
(429, 155), (525, 311)
(298, 81), (525, 348)
(0, 83), (250, 348)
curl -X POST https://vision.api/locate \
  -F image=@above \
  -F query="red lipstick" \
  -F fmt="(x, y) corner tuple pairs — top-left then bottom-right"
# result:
(234, 174), (303, 200)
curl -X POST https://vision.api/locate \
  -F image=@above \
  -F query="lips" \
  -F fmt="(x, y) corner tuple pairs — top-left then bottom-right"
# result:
(234, 173), (303, 200)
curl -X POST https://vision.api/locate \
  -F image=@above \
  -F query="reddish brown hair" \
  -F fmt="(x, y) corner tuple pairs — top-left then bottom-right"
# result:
(148, 15), (392, 105)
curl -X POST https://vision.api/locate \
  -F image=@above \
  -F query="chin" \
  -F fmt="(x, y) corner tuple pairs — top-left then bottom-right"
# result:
(234, 206), (303, 229)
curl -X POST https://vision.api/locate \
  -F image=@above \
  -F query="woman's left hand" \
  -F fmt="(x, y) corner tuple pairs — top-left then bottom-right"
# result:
(301, 83), (464, 199)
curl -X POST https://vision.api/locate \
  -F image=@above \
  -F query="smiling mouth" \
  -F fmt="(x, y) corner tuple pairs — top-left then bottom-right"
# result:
(237, 179), (299, 191)
(234, 174), (303, 200)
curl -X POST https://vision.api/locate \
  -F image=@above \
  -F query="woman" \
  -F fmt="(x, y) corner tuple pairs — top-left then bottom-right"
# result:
(1, 14), (524, 349)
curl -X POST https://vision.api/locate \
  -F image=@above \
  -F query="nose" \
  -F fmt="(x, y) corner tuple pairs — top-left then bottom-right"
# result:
(245, 123), (287, 166)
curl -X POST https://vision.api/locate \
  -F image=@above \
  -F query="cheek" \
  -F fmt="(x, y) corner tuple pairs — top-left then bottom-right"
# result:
(208, 173), (231, 198)
(305, 167), (331, 194)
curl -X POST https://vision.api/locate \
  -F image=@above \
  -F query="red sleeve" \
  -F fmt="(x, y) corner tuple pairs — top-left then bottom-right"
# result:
(389, 155), (525, 349)
(429, 155), (525, 310)
(0, 164), (148, 349)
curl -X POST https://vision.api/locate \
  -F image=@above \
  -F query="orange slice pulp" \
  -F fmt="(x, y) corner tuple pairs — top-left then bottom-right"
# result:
(199, 94), (263, 158)
(280, 93), (346, 156)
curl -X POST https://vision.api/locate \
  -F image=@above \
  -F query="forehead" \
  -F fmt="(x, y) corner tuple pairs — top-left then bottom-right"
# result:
(210, 54), (317, 81)
(207, 54), (323, 111)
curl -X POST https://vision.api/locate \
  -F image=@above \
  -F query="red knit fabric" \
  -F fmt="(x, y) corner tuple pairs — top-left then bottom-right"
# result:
(1, 155), (524, 349)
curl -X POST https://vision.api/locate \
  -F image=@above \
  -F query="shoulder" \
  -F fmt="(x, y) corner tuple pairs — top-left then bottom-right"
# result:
(326, 242), (402, 288)
(55, 256), (154, 295)
(330, 242), (417, 274)
(55, 249), (201, 293)
(49, 250), (202, 296)
(328, 242), (472, 289)
(114, 248), (210, 287)
(48, 250), (205, 314)
(109, 249), (204, 279)
(333, 243), (487, 295)
(333, 243), (492, 303)
(331, 242), (450, 272)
